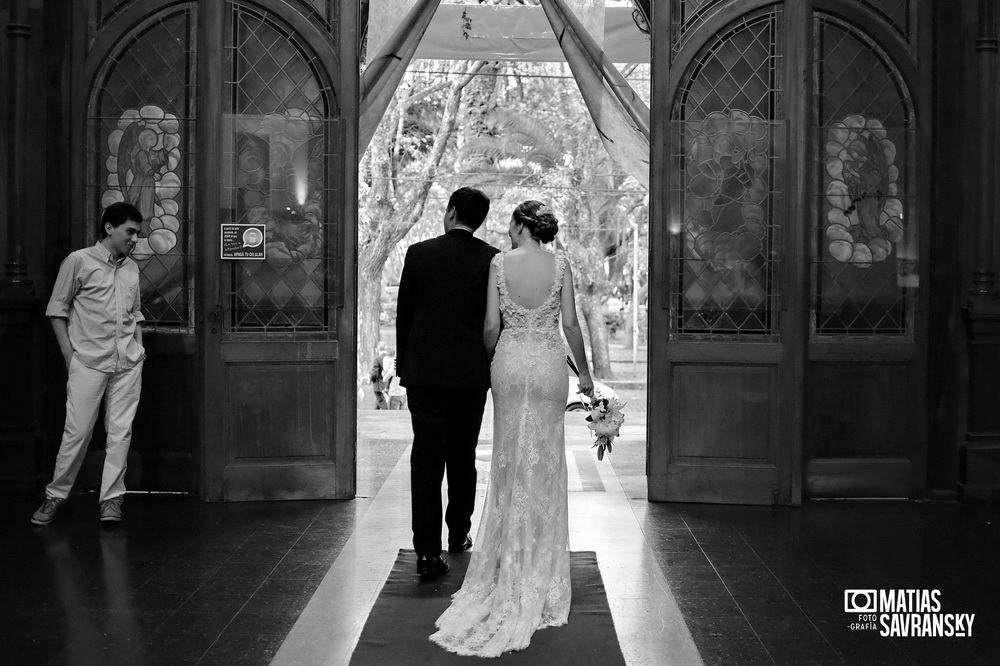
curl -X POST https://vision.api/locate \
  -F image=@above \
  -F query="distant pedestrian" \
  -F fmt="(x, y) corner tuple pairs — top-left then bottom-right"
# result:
(383, 353), (407, 410)
(368, 342), (390, 410)
(31, 202), (146, 526)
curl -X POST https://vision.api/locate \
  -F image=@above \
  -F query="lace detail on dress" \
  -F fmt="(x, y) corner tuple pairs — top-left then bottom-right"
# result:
(492, 251), (565, 350)
(429, 250), (571, 658)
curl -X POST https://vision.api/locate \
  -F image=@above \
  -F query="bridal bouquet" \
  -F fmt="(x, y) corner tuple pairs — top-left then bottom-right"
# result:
(586, 395), (626, 461)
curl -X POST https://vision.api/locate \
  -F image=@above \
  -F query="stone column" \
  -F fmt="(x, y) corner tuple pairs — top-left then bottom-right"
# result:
(960, 0), (1000, 502)
(0, 0), (40, 494)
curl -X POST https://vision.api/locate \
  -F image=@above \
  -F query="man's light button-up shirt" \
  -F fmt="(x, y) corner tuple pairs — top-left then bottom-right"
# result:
(46, 242), (146, 373)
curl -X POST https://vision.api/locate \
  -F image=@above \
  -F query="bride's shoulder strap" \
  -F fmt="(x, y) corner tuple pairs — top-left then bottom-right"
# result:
(492, 252), (507, 295)
(551, 250), (567, 293)
(556, 250), (568, 279)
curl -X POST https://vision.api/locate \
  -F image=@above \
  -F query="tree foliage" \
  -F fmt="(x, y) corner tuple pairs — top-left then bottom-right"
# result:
(358, 58), (649, 380)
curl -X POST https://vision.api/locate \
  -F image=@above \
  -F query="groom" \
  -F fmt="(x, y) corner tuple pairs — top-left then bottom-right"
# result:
(396, 187), (500, 580)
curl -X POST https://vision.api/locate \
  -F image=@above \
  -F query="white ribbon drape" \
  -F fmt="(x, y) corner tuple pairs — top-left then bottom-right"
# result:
(541, 0), (650, 186)
(360, 0), (443, 155)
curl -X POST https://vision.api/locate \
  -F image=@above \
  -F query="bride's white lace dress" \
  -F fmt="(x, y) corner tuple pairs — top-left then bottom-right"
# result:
(429, 251), (571, 657)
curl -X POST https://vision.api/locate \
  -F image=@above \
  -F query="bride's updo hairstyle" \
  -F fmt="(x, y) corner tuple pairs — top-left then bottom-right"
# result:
(513, 200), (559, 244)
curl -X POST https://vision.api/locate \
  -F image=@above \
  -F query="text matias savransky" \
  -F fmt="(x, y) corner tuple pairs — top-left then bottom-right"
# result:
(844, 589), (975, 637)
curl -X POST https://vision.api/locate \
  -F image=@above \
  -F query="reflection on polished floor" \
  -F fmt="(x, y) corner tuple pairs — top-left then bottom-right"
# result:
(3, 410), (999, 665)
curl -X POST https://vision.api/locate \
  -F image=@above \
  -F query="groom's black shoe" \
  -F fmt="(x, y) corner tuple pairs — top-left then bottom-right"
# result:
(448, 535), (473, 553)
(416, 555), (450, 581)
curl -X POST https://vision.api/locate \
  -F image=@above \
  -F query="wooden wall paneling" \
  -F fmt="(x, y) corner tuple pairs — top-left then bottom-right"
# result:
(926, 0), (971, 497)
(0, 5), (8, 255)
(336, 0), (360, 499)
(197, 0), (224, 500)
(912, 0), (932, 498)
(784, 0), (811, 506)
(646, 0), (671, 501)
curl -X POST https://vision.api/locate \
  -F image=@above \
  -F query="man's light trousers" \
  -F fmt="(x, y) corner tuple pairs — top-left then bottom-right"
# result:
(45, 356), (144, 502)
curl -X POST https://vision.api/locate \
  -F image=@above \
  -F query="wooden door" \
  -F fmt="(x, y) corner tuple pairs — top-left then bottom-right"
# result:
(649, 3), (802, 505)
(197, 1), (358, 501)
(648, 0), (929, 504)
(803, 1), (930, 498)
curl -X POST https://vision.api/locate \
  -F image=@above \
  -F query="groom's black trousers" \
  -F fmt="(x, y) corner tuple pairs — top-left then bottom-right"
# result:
(407, 386), (489, 557)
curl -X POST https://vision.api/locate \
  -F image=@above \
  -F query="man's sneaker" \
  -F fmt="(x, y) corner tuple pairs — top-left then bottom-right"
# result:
(100, 496), (124, 523)
(30, 497), (64, 526)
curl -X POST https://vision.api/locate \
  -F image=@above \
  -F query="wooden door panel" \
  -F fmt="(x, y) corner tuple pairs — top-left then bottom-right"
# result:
(808, 360), (913, 458)
(224, 462), (339, 502)
(806, 358), (916, 496)
(674, 365), (774, 461)
(664, 463), (779, 505)
(806, 459), (911, 497)
(226, 360), (335, 459)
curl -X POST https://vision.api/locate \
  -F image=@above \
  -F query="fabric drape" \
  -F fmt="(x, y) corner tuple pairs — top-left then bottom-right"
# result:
(540, 0), (651, 186)
(360, 0), (442, 155)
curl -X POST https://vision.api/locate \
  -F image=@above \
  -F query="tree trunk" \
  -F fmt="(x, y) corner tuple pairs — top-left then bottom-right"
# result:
(622, 281), (647, 350)
(355, 61), (487, 380)
(579, 294), (614, 379)
(357, 229), (395, 381)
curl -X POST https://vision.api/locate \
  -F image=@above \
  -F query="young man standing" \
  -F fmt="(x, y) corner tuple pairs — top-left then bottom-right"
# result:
(31, 202), (146, 526)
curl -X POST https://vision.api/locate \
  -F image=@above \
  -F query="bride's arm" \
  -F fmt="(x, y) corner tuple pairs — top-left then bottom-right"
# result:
(483, 261), (502, 355)
(560, 259), (595, 397)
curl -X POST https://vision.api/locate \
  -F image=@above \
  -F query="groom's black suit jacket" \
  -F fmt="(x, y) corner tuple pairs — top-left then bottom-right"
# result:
(396, 229), (500, 389)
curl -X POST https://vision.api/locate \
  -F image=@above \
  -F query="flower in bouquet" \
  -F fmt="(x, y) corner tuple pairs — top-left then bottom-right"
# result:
(585, 395), (626, 461)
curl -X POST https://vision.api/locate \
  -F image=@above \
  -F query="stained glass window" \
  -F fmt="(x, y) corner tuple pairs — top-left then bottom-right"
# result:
(811, 14), (916, 337)
(292, 0), (339, 37)
(222, 3), (338, 335)
(88, 6), (197, 330)
(670, 7), (785, 338)
(94, 1), (132, 30)
(670, 0), (728, 60)
(856, 0), (914, 44)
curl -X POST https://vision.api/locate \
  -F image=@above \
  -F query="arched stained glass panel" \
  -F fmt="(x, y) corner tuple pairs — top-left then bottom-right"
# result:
(670, 0), (728, 61)
(88, 6), (197, 330)
(223, 3), (338, 334)
(857, 0), (914, 44)
(670, 7), (785, 338)
(811, 14), (916, 337)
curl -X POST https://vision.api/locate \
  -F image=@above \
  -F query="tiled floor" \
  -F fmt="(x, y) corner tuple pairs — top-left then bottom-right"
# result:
(3, 409), (999, 665)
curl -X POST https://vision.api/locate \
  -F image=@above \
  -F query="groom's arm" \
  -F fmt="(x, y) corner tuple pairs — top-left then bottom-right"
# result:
(395, 246), (417, 377)
(483, 261), (502, 355)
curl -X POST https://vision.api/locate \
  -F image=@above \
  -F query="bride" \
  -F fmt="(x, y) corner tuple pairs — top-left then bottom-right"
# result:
(429, 200), (595, 657)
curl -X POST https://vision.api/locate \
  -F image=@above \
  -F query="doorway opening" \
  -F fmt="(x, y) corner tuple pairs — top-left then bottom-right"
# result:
(353, 1), (651, 501)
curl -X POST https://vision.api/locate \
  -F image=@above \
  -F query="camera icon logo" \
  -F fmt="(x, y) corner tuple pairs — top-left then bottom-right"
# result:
(844, 589), (877, 613)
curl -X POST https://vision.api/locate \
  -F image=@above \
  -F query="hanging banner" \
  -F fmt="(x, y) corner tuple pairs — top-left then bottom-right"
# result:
(360, 0), (443, 154)
(413, 5), (647, 63)
(566, 0), (605, 49)
(542, 0), (650, 186)
(366, 0), (421, 64)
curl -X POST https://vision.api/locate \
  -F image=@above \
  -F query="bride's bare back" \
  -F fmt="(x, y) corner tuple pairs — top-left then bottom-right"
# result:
(501, 248), (557, 310)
